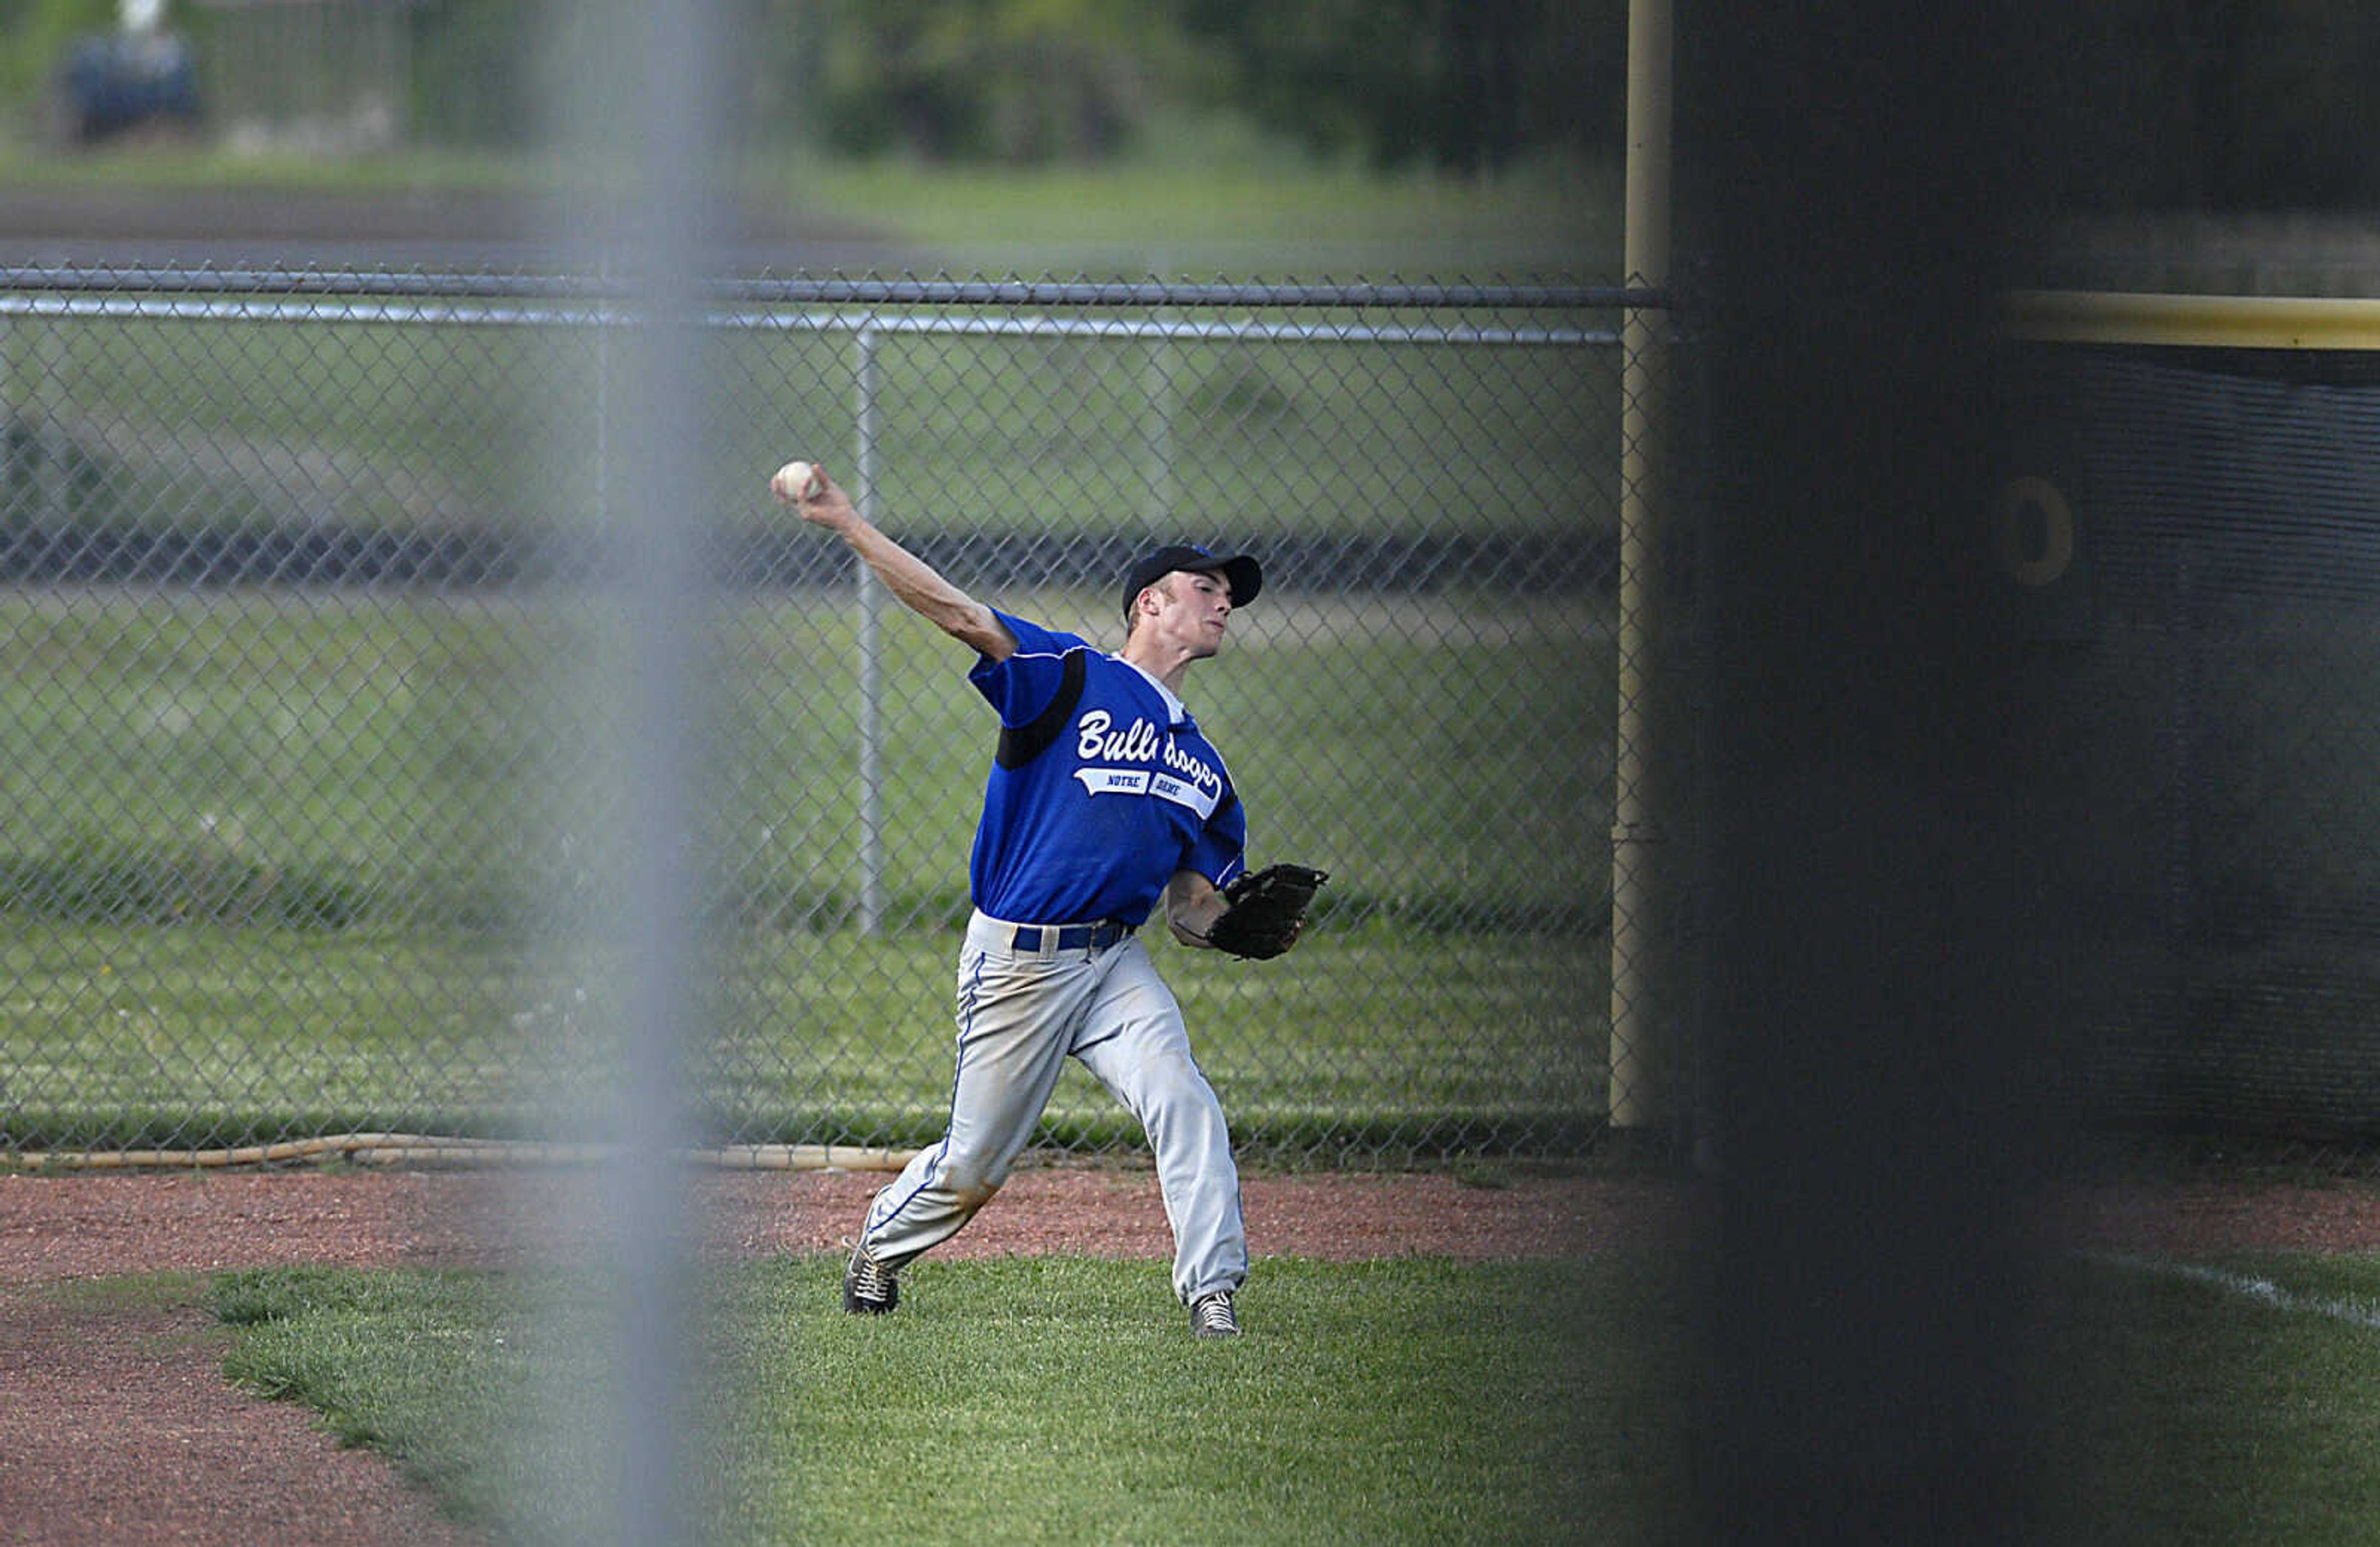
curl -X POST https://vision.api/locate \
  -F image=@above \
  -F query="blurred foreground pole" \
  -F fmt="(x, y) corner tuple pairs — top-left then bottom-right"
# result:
(1684, 2), (2077, 1537)
(548, 2), (726, 1542)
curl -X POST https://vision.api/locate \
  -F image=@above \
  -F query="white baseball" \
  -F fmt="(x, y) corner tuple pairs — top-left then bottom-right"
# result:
(773, 459), (823, 501)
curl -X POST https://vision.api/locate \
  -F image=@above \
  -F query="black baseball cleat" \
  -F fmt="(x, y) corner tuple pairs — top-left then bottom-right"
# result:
(843, 1241), (898, 1315)
(1188, 1290), (1240, 1339)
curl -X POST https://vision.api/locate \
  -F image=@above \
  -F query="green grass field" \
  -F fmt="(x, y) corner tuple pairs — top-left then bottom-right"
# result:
(205, 1253), (1687, 1547)
(181, 1246), (2380, 1546)
(2030, 1252), (2380, 1542)
(0, 143), (1623, 279)
(751, 144), (1622, 276)
(0, 920), (1608, 1152)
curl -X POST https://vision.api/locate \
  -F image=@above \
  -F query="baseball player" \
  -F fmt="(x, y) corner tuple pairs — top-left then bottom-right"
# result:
(774, 461), (1305, 1339)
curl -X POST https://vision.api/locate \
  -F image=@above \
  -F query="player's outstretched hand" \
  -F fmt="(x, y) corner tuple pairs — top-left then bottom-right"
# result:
(769, 459), (855, 530)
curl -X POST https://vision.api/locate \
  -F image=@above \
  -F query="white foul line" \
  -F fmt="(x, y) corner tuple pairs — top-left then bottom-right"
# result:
(2084, 1252), (2380, 1332)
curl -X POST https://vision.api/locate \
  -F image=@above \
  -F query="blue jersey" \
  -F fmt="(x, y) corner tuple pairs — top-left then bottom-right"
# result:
(966, 610), (1246, 926)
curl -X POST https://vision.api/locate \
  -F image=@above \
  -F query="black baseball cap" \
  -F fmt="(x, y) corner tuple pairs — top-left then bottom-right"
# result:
(1120, 544), (1263, 623)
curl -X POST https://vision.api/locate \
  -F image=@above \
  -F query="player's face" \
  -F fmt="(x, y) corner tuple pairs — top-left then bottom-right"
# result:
(1151, 569), (1233, 658)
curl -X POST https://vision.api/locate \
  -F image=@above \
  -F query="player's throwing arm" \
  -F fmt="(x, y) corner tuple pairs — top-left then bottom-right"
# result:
(770, 459), (1011, 659)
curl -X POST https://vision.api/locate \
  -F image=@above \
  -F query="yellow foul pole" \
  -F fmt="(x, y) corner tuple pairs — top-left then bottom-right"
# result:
(1609, 0), (1674, 1130)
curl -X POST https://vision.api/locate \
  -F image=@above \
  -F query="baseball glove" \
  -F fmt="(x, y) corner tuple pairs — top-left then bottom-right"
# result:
(1202, 863), (1329, 960)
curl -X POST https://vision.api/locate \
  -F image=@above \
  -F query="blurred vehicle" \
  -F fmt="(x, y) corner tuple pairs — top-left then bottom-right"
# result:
(54, 15), (201, 146)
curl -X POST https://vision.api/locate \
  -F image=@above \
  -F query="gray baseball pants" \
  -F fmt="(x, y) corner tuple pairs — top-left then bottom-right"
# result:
(859, 910), (1248, 1305)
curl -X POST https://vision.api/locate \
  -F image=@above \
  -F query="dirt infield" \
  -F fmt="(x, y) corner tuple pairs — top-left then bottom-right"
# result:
(4, 1165), (2379, 1545)
(0, 1165), (1688, 1286)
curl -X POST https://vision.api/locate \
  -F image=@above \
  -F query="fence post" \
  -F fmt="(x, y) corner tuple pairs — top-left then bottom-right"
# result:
(854, 323), (885, 935)
(1143, 299), (1178, 527)
(594, 263), (612, 551)
(31, 324), (64, 526)
(0, 313), (12, 523)
(1610, 0), (1675, 1132)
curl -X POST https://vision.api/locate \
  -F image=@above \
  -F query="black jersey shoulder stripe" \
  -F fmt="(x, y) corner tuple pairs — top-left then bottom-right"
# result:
(995, 647), (1089, 769)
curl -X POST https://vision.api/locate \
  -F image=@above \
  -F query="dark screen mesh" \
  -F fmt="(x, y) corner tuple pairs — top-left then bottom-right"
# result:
(1998, 342), (2380, 1140)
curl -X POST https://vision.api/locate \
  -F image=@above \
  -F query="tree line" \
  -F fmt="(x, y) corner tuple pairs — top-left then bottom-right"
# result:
(416, 0), (1623, 172)
(0, 0), (1621, 172)
(10, 0), (2380, 203)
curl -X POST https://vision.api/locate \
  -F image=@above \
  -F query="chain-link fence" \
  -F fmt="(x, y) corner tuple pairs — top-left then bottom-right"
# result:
(0, 268), (1649, 1164)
